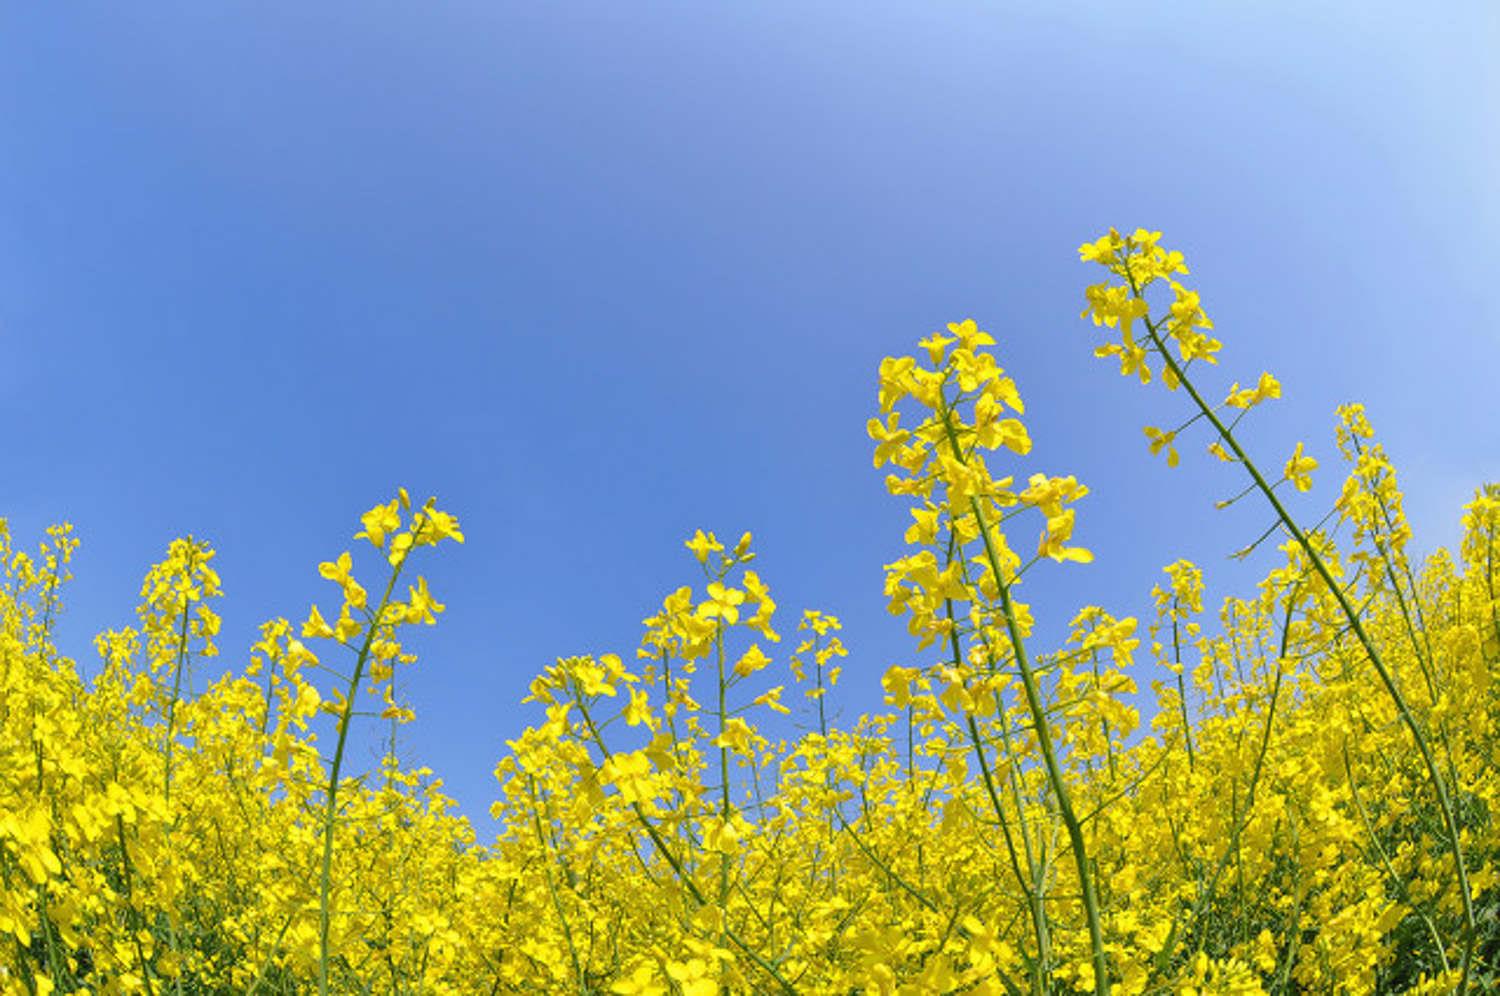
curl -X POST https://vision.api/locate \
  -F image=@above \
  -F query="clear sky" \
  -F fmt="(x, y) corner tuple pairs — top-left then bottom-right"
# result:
(2, 1), (1496, 832)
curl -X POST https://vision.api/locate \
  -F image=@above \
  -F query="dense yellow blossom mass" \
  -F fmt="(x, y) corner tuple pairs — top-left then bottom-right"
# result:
(1, 232), (1496, 993)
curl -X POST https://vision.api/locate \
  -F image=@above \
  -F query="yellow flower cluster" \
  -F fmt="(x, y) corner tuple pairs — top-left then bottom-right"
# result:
(0, 234), (1497, 994)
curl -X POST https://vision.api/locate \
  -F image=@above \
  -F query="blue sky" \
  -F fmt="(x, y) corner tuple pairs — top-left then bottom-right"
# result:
(2, 1), (1496, 832)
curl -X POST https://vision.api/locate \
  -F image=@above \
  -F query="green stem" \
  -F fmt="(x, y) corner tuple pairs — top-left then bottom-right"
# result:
(160, 574), (194, 996)
(527, 777), (588, 994)
(1171, 616), (1195, 770)
(1342, 743), (1450, 974)
(570, 698), (798, 996)
(163, 594), (193, 801)
(318, 561), (406, 996)
(937, 404), (1109, 995)
(941, 573), (1049, 993)
(1128, 268), (1477, 988)
(715, 625), (732, 909)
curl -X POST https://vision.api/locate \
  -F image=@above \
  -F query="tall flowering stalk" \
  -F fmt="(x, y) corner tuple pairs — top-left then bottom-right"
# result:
(303, 491), (463, 996)
(1080, 227), (1479, 988)
(870, 319), (1110, 994)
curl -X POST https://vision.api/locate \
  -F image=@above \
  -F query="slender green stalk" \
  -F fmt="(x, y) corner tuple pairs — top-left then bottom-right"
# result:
(1270, 821), (1306, 996)
(570, 697), (799, 996)
(833, 808), (938, 912)
(527, 777), (588, 994)
(1342, 744), (1450, 975)
(160, 574), (195, 996)
(937, 405), (1110, 995)
(714, 625), (732, 908)
(1484, 505), (1500, 649)
(1087, 648), (1118, 783)
(162, 596), (193, 801)
(318, 562), (406, 996)
(115, 814), (160, 996)
(1125, 264), (1477, 988)
(1154, 584), (1297, 976)
(1170, 617), (1195, 770)
(243, 916), (293, 994)
(969, 714), (1052, 996)
(941, 577), (1050, 993)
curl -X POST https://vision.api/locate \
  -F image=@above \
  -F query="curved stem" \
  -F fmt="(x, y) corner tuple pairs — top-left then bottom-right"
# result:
(937, 405), (1109, 994)
(1127, 267), (1476, 987)
(318, 562), (406, 996)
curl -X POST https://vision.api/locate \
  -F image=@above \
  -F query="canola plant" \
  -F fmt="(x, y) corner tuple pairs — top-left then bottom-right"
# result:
(0, 231), (1496, 994)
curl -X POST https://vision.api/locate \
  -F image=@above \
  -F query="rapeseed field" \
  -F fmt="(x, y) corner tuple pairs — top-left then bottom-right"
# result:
(2, 230), (1495, 993)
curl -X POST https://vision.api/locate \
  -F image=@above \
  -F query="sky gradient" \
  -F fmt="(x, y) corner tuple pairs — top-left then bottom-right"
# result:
(2, 1), (1496, 831)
